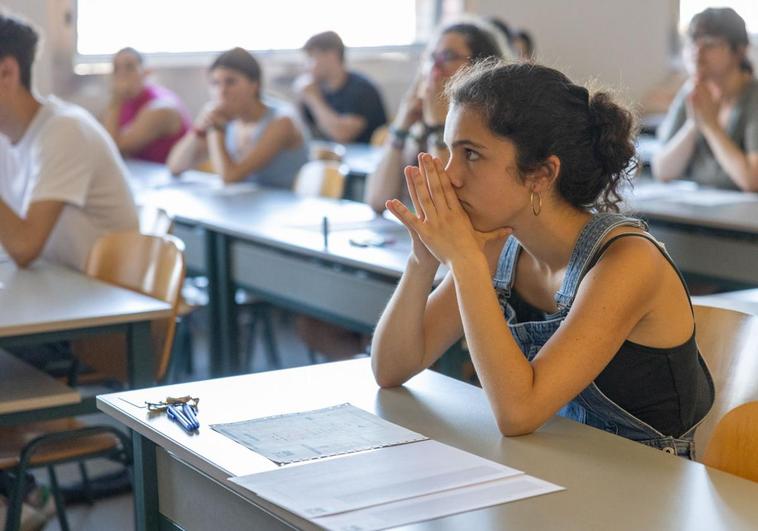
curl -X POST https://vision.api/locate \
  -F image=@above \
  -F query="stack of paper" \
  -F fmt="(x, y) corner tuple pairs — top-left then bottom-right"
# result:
(231, 439), (563, 530)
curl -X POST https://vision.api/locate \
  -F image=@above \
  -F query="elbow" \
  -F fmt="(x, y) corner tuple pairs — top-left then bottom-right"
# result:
(9, 245), (42, 269)
(371, 358), (409, 388)
(493, 406), (543, 437)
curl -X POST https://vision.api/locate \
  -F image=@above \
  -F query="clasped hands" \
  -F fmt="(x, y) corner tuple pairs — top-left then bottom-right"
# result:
(386, 153), (510, 268)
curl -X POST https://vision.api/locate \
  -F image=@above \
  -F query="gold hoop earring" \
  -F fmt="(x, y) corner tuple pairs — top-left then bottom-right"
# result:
(531, 191), (542, 216)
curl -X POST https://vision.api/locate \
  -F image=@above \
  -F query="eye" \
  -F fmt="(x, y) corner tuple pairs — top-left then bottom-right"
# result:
(464, 148), (480, 161)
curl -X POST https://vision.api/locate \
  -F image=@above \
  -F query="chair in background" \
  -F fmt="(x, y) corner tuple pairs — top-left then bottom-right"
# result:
(293, 160), (347, 199)
(701, 401), (758, 482)
(692, 305), (758, 460)
(1, 232), (185, 531)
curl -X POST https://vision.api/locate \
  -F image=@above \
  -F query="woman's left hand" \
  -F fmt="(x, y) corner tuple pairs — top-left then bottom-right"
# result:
(687, 80), (720, 131)
(387, 153), (510, 267)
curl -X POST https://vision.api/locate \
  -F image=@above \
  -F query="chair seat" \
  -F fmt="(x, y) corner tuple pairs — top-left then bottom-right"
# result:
(0, 419), (120, 470)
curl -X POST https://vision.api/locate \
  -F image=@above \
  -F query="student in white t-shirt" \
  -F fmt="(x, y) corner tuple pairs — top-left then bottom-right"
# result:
(0, 13), (138, 271)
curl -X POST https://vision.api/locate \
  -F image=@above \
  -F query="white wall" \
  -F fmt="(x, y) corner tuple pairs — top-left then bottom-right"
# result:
(473, 0), (680, 104)
(5, 0), (696, 119)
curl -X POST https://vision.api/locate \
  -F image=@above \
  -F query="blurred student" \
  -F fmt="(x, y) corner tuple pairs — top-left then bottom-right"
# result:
(372, 60), (713, 458)
(653, 7), (757, 191)
(102, 47), (190, 164)
(168, 47), (308, 187)
(512, 29), (535, 62)
(0, 13), (138, 271)
(295, 31), (387, 144)
(364, 18), (509, 213)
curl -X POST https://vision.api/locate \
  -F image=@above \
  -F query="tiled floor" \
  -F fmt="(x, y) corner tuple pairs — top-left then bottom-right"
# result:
(35, 306), (352, 531)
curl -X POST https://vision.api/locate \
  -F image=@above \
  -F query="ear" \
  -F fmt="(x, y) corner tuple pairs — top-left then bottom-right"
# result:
(529, 155), (561, 194)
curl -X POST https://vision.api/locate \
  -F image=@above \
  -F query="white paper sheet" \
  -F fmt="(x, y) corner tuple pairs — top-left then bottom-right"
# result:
(316, 474), (564, 531)
(211, 403), (427, 465)
(231, 439), (523, 518)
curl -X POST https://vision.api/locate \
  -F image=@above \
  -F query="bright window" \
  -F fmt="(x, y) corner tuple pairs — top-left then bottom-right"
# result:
(76, 0), (432, 57)
(679, 1), (758, 34)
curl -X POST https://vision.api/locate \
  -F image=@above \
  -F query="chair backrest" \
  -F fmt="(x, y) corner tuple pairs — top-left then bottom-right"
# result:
(293, 160), (346, 199)
(73, 232), (186, 383)
(702, 401), (758, 482)
(138, 205), (174, 236)
(370, 125), (389, 147)
(310, 141), (346, 162)
(693, 304), (758, 456)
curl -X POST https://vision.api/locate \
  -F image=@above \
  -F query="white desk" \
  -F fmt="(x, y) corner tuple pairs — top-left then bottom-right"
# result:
(98, 358), (758, 531)
(0, 261), (172, 425)
(693, 288), (758, 316)
(626, 180), (758, 285)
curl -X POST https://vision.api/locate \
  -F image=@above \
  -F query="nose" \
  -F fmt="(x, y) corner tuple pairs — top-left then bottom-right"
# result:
(444, 158), (464, 188)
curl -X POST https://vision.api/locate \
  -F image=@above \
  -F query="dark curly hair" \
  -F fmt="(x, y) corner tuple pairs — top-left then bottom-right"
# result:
(0, 13), (39, 91)
(446, 59), (637, 212)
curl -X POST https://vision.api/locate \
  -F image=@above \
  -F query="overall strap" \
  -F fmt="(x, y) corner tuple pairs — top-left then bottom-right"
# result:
(555, 214), (647, 307)
(492, 236), (521, 295)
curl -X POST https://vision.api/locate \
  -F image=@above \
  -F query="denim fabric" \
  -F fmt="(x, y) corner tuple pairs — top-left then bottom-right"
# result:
(492, 213), (714, 458)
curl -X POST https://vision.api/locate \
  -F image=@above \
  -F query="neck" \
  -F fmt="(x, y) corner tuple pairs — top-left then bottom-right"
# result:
(3, 89), (41, 144)
(511, 200), (592, 275)
(323, 67), (348, 92)
(238, 98), (267, 122)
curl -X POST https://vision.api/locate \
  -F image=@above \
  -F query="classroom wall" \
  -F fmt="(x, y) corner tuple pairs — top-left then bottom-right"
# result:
(473, 0), (680, 107)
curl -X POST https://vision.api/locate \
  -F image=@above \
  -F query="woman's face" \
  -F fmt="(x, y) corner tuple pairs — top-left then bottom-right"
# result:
(425, 31), (472, 86)
(442, 103), (533, 232)
(112, 51), (145, 99)
(684, 34), (743, 80)
(209, 66), (258, 116)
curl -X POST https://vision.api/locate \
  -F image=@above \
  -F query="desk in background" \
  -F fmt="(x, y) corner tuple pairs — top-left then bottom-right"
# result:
(0, 261), (171, 426)
(625, 180), (758, 287)
(98, 358), (758, 531)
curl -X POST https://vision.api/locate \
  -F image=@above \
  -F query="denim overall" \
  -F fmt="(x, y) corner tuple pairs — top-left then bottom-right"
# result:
(492, 213), (714, 458)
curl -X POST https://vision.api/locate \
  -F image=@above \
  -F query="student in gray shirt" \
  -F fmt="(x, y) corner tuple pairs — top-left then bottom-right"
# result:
(653, 7), (758, 191)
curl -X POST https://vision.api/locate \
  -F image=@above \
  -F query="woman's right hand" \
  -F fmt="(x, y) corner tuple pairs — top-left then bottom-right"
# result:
(387, 165), (439, 269)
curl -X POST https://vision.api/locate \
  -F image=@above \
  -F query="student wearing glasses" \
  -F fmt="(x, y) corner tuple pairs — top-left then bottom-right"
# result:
(167, 47), (308, 188)
(653, 7), (758, 191)
(364, 18), (509, 212)
(371, 59), (714, 458)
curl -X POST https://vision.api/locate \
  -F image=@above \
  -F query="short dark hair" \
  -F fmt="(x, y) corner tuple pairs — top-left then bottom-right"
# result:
(442, 22), (502, 63)
(115, 46), (144, 65)
(514, 30), (535, 59)
(446, 60), (637, 212)
(303, 31), (345, 62)
(210, 47), (262, 87)
(0, 13), (39, 91)
(688, 7), (752, 73)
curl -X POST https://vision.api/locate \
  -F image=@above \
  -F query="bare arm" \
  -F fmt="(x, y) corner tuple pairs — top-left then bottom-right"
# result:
(301, 90), (366, 144)
(104, 104), (183, 156)
(166, 130), (207, 175)
(0, 199), (64, 267)
(207, 116), (300, 184)
(651, 119), (698, 181)
(701, 123), (758, 191)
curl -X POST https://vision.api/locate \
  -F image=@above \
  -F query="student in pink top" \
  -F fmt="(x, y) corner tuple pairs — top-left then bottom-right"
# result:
(102, 47), (190, 163)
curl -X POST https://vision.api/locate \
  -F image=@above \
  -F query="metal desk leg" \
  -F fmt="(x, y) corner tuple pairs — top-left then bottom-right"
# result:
(128, 320), (156, 389)
(207, 231), (238, 376)
(132, 431), (159, 531)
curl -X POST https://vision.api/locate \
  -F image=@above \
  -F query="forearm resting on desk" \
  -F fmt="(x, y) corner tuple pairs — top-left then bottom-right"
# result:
(371, 259), (439, 387)
(167, 132), (205, 175)
(364, 145), (408, 213)
(0, 200), (63, 267)
(701, 125), (758, 192)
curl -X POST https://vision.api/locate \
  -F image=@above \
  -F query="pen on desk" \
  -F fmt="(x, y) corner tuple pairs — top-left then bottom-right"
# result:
(182, 402), (200, 430)
(167, 404), (197, 433)
(322, 215), (329, 248)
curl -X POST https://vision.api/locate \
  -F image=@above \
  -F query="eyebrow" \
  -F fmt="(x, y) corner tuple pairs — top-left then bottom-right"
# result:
(450, 139), (487, 150)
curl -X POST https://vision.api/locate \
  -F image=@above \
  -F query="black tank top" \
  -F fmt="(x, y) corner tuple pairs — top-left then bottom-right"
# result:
(509, 233), (705, 437)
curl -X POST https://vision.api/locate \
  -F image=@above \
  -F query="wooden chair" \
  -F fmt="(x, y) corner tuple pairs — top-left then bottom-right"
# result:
(692, 305), (758, 459)
(701, 401), (758, 482)
(310, 141), (346, 162)
(0, 233), (185, 531)
(293, 160), (347, 199)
